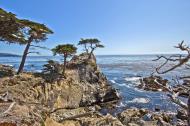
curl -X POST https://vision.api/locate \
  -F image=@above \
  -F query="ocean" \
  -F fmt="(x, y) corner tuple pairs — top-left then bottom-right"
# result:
(0, 55), (189, 113)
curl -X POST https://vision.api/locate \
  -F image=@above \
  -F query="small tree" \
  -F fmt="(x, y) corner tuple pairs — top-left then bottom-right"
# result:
(78, 38), (104, 59)
(52, 44), (77, 76)
(0, 8), (53, 74)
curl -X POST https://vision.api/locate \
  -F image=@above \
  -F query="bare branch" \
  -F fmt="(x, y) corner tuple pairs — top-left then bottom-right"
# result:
(153, 42), (190, 74)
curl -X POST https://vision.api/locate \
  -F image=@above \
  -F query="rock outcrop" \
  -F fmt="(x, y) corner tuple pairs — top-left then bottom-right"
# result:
(0, 53), (120, 125)
(138, 76), (168, 92)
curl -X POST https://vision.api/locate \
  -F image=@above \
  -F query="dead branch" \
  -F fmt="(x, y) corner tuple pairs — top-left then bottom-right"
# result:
(153, 41), (190, 74)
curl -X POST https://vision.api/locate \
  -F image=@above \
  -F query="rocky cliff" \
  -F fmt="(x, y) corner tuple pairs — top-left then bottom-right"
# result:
(0, 53), (120, 126)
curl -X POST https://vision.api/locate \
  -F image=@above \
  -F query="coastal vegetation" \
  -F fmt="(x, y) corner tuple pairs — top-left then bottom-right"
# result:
(0, 8), (53, 74)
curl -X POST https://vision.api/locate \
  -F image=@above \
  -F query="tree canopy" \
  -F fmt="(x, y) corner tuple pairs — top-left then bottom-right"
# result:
(0, 8), (53, 44)
(78, 38), (104, 55)
(52, 44), (77, 56)
(0, 8), (25, 43)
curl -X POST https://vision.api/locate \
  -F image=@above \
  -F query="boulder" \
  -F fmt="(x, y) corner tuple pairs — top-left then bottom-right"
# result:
(138, 76), (168, 92)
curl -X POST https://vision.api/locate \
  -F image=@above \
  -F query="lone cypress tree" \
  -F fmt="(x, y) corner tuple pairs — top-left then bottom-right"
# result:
(0, 8), (53, 74)
(52, 44), (77, 76)
(78, 38), (104, 58)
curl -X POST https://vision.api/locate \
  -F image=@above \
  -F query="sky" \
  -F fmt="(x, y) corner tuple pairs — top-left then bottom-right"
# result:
(0, 0), (190, 55)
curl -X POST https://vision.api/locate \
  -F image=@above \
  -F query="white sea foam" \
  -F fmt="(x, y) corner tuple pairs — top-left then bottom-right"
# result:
(110, 80), (116, 84)
(125, 77), (141, 82)
(125, 77), (141, 85)
(118, 83), (129, 87)
(3, 64), (13, 67)
(127, 98), (150, 104)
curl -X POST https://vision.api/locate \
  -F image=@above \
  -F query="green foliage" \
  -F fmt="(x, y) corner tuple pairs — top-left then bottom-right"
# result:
(0, 8), (25, 43)
(52, 44), (77, 56)
(52, 44), (77, 76)
(19, 19), (53, 42)
(78, 38), (101, 46)
(78, 38), (104, 55)
(96, 44), (104, 48)
(78, 38), (89, 45)
(0, 8), (53, 44)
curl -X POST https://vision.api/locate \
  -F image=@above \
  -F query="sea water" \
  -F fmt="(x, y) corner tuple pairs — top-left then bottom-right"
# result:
(0, 55), (189, 112)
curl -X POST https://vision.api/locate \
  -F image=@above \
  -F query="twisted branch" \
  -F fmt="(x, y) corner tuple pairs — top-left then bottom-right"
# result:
(153, 41), (190, 74)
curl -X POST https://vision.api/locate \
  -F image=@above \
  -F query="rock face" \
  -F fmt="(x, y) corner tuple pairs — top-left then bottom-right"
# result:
(68, 53), (120, 106)
(0, 53), (120, 125)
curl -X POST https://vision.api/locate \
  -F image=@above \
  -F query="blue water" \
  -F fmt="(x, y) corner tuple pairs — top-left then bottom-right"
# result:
(0, 55), (189, 112)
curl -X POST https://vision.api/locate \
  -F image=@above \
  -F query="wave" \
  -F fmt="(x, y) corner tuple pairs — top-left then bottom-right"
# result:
(125, 77), (141, 81)
(110, 80), (116, 84)
(127, 98), (150, 104)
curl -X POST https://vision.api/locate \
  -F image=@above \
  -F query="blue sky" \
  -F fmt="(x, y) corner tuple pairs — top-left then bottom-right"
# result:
(0, 0), (190, 55)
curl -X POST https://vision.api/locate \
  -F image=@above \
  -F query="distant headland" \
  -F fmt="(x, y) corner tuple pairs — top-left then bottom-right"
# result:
(0, 53), (20, 57)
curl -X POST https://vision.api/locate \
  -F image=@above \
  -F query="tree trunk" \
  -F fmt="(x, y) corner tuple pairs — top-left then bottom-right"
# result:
(88, 48), (95, 59)
(188, 92), (190, 126)
(17, 36), (33, 74)
(84, 44), (88, 53)
(62, 54), (67, 76)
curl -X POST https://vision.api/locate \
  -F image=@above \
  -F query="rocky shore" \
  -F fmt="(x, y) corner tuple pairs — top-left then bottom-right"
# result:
(138, 75), (189, 126)
(0, 54), (188, 126)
